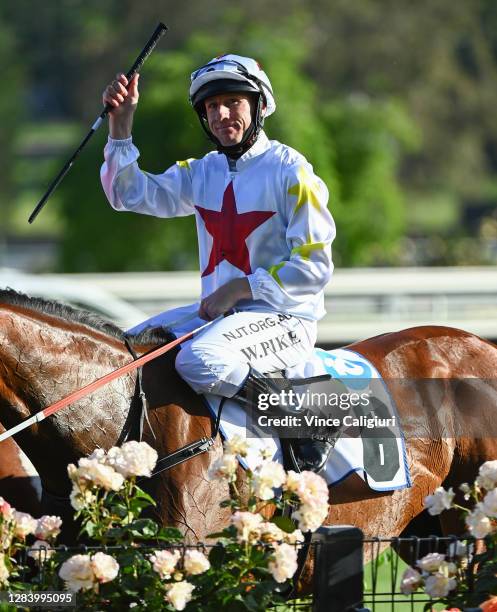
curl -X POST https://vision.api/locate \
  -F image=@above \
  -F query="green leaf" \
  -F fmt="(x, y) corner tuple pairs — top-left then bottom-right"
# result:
(157, 526), (184, 541)
(83, 520), (96, 537)
(106, 527), (125, 539)
(118, 553), (142, 570)
(110, 502), (129, 518)
(270, 516), (296, 534)
(134, 486), (157, 505)
(127, 518), (158, 537)
(209, 543), (226, 569)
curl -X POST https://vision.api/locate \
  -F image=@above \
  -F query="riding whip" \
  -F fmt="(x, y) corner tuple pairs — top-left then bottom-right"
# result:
(0, 315), (217, 443)
(28, 22), (168, 224)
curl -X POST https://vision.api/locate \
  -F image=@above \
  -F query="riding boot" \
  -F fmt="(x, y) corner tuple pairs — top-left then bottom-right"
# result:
(285, 435), (336, 473)
(232, 368), (338, 473)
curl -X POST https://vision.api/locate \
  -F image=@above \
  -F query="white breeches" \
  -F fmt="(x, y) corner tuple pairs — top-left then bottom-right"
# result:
(128, 303), (317, 397)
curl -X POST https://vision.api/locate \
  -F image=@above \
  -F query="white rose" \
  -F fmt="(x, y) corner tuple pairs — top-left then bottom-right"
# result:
(91, 552), (119, 583)
(59, 554), (95, 592)
(207, 453), (238, 483)
(70, 487), (97, 511)
(466, 506), (492, 538)
(106, 441), (158, 478)
(268, 543), (298, 583)
(0, 553), (9, 585)
(259, 522), (285, 543)
(231, 511), (264, 543)
(459, 482), (471, 495)
(67, 463), (79, 481)
(476, 460), (497, 490)
(424, 487), (454, 516)
(165, 580), (195, 611)
(224, 435), (250, 458)
(150, 549), (181, 579)
(88, 448), (107, 463)
(28, 540), (54, 563)
(295, 471), (329, 505)
(439, 560), (457, 576)
(283, 529), (305, 546)
(259, 446), (273, 461)
(400, 567), (422, 595)
(253, 461), (286, 500)
(13, 511), (37, 539)
(284, 470), (302, 494)
(417, 552), (446, 573)
(482, 489), (497, 518)
(292, 501), (328, 533)
(0, 497), (13, 520)
(284, 471), (329, 512)
(183, 550), (210, 575)
(0, 523), (13, 549)
(79, 458), (124, 491)
(67, 464), (91, 492)
(424, 572), (457, 598)
(35, 515), (62, 541)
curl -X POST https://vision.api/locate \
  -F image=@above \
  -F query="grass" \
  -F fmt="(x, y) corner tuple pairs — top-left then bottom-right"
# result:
(363, 548), (449, 612)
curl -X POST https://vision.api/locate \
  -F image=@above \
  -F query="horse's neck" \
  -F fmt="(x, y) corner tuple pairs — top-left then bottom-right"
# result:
(0, 307), (136, 488)
(0, 307), (132, 407)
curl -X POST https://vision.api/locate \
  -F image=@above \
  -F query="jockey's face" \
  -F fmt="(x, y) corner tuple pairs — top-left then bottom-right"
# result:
(204, 92), (255, 146)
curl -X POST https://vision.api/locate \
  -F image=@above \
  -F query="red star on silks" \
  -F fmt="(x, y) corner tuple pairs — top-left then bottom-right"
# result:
(195, 181), (275, 277)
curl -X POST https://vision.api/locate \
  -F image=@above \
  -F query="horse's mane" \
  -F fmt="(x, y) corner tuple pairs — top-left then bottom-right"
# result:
(0, 288), (171, 346)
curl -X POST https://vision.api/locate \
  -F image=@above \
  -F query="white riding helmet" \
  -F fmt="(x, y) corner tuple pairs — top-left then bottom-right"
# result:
(189, 54), (276, 116)
(189, 54), (276, 157)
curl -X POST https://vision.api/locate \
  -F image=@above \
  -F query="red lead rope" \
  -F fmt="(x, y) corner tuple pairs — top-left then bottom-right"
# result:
(0, 319), (215, 443)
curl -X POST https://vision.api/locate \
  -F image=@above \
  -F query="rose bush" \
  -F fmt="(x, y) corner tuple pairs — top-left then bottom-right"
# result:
(0, 437), (329, 611)
(401, 460), (497, 610)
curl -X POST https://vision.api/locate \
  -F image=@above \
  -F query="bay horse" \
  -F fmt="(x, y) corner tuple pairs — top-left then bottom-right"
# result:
(1, 288), (497, 545)
(0, 425), (41, 515)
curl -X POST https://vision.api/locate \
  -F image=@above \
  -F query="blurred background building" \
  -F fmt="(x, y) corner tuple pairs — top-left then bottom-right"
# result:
(1, 0), (496, 344)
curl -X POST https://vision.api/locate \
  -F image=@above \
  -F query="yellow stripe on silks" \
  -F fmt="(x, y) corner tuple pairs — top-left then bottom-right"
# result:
(267, 262), (286, 287)
(287, 166), (322, 214)
(291, 242), (325, 260)
(176, 158), (196, 169)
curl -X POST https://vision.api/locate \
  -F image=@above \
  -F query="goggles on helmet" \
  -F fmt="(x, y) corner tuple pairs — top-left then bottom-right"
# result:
(189, 55), (275, 116)
(188, 54), (276, 158)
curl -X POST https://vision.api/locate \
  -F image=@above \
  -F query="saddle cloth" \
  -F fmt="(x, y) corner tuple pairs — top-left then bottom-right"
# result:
(204, 347), (411, 492)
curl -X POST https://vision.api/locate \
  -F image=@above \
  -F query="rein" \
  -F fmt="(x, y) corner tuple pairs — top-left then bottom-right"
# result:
(0, 317), (217, 444)
(123, 335), (157, 443)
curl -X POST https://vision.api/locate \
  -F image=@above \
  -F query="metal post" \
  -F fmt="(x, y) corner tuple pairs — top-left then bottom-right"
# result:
(313, 525), (365, 612)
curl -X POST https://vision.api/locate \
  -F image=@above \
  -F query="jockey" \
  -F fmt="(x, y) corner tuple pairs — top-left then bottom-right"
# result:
(100, 54), (336, 472)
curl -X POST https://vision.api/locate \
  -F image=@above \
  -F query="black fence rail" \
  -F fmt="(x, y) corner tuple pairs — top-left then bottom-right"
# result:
(9, 529), (484, 612)
(312, 527), (482, 612)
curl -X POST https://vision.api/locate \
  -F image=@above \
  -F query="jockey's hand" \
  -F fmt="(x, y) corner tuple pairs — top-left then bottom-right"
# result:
(199, 278), (252, 321)
(103, 72), (139, 139)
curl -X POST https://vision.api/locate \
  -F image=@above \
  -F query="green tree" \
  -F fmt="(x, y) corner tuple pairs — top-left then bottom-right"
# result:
(0, 15), (24, 253)
(323, 97), (419, 266)
(58, 16), (414, 271)
(58, 20), (341, 272)
(57, 47), (207, 272)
